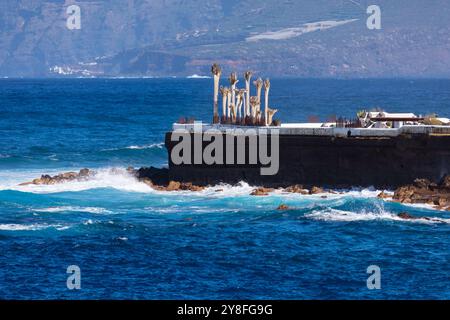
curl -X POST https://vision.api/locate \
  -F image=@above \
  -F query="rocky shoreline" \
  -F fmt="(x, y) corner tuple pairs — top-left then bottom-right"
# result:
(19, 168), (92, 185)
(388, 176), (450, 211)
(18, 167), (450, 212)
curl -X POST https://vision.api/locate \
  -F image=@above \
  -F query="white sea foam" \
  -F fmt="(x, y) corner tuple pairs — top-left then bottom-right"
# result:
(33, 206), (112, 214)
(0, 168), (444, 219)
(0, 223), (68, 231)
(101, 142), (164, 151)
(1, 167), (153, 194)
(0, 167), (389, 200)
(273, 187), (383, 199)
(201, 181), (255, 197)
(125, 143), (164, 150)
(150, 206), (241, 214)
(305, 208), (450, 224)
(83, 219), (95, 225)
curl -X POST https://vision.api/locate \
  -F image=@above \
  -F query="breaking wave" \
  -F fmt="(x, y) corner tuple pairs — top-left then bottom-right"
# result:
(0, 167), (152, 194)
(305, 208), (450, 224)
(33, 206), (112, 214)
(0, 223), (69, 231)
(101, 142), (164, 152)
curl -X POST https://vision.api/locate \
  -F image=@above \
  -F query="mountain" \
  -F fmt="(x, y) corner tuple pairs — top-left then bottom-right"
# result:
(1, 0), (449, 78)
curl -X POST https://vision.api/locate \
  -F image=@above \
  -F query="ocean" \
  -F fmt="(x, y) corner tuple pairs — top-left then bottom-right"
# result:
(0, 78), (449, 299)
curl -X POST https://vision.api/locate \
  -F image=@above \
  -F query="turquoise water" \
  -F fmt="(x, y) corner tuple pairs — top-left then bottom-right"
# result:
(0, 78), (449, 299)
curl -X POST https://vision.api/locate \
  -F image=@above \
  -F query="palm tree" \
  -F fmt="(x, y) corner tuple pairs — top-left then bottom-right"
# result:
(253, 78), (263, 116)
(263, 79), (270, 126)
(244, 71), (252, 122)
(219, 86), (229, 123)
(211, 64), (222, 124)
(229, 72), (239, 107)
(238, 89), (246, 125)
(267, 108), (278, 126)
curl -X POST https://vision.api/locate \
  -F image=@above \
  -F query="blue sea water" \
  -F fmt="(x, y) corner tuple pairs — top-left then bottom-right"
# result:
(0, 78), (449, 299)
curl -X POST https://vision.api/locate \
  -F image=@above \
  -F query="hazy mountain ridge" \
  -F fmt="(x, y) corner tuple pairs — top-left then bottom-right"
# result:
(0, 0), (449, 77)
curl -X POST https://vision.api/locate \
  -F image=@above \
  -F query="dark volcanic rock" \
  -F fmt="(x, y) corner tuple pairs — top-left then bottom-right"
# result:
(135, 166), (169, 186)
(398, 212), (416, 220)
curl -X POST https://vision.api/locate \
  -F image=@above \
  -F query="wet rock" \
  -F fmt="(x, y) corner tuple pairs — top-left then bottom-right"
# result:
(397, 212), (437, 222)
(392, 174), (450, 208)
(377, 191), (391, 199)
(285, 184), (308, 194)
(166, 181), (181, 191)
(398, 212), (415, 220)
(139, 176), (205, 192)
(61, 172), (77, 179)
(309, 186), (324, 194)
(141, 178), (154, 187)
(126, 166), (136, 175)
(18, 181), (33, 186)
(413, 178), (431, 189)
(437, 198), (448, 207)
(439, 175), (450, 189)
(250, 187), (273, 196)
(393, 186), (416, 203)
(277, 204), (289, 210)
(180, 182), (205, 192)
(79, 168), (90, 177)
(19, 169), (94, 186)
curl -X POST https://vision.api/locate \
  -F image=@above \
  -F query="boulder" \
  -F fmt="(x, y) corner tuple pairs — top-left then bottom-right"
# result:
(393, 186), (415, 203)
(166, 181), (181, 191)
(285, 184), (308, 194)
(398, 212), (415, 220)
(180, 182), (205, 192)
(392, 175), (450, 208)
(439, 175), (450, 189)
(141, 178), (154, 188)
(277, 204), (289, 210)
(413, 178), (431, 189)
(309, 186), (324, 194)
(61, 172), (77, 179)
(250, 187), (273, 196)
(397, 212), (436, 222)
(377, 191), (391, 199)
(437, 197), (447, 207)
(79, 168), (91, 177)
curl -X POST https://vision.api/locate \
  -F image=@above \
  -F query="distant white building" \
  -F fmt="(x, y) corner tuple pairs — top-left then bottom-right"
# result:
(366, 111), (421, 128)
